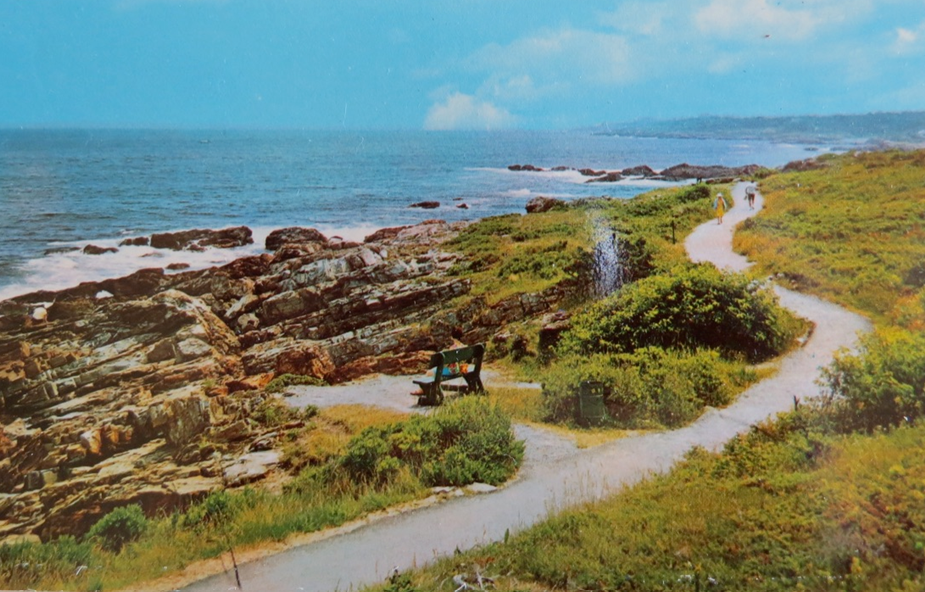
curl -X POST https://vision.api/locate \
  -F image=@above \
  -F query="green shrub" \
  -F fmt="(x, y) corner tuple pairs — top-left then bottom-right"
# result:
(541, 348), (735, 428)
(559, 263), (797, 363)
(822, 328), (925, 432)
(265, 373), (326, 393)
(338, 398), (523, 487)
(86, 505), (148, 553)
(181, 490), (239, 530)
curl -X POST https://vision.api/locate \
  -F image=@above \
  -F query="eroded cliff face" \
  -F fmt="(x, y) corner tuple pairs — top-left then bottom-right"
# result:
(0, 219), (580, 542)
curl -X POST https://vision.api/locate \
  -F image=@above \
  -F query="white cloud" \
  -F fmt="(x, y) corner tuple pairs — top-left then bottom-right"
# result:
(423, 93), (516, 130)
(695, 0), (817, 40)
(893, 22), (925, 54)
(468, 28), (635, 88)
(599, 2), (671, 36)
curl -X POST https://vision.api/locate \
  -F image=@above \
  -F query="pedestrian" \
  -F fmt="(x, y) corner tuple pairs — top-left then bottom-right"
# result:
(746, 186), (756, 210)
(713, 192), (728, 225)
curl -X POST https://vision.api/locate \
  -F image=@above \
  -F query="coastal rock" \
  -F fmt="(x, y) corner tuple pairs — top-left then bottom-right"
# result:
(657, 163), (761, 181)
(83, 245), (118, 255)
(119, 236), (150, 247)
(150, 226), (253, 251)
(0, 218), (581, 540)
(586, 172), (623, 183)
(363, 225), (412, 243)
(409, 201), (440, 209)
(265, 227), (328, 251)
(578, 168), (606, 176)
(525, 196), (565, 213)
(781, 158), (827, 172)
(621, 165), (657, 177)
(507, 164), (543, 172)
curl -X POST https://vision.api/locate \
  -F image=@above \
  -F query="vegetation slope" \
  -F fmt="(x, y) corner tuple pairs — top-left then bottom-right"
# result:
(365, 149), (925, 592)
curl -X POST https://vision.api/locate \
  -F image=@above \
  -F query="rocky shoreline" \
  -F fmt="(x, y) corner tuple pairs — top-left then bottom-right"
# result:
(0, 218), (581, 544)
(508, 161), (761, 183)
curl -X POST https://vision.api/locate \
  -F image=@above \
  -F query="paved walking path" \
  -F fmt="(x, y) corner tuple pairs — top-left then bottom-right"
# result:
(180, 182), (871, 592)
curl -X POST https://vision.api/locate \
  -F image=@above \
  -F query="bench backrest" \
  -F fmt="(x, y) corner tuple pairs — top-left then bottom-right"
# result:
(428, 344), (485, 375)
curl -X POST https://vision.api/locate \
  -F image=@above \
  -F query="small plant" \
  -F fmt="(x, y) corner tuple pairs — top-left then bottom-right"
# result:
(265, 373), (326, 393)
(86, 504), (148, 553)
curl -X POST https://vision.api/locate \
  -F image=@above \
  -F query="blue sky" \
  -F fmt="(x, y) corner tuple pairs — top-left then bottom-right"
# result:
(2, 0), (924, 129)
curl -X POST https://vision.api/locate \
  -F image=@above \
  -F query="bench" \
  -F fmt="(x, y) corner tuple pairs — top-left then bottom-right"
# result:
(412, 344), (486, 406)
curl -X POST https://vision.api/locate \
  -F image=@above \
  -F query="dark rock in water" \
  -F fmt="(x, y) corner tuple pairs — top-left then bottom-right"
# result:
(586, 172), (623, 183)
(456, 203), (469, 209)
(166, 262), (191, 271)
(120, 236), (150, 247)
(150, 226), (253, 251)
(44, 246), (81, 256)
(578, 168), (606, 177)
(409, 201), (440, 209)
(525, 196), (565, 213)
(265, 227), (328, 251)
(508, 164), (544, 172)
(621, 165), (657, 177)
(83, 244), (118, 255)
(551, 166), (572, 171)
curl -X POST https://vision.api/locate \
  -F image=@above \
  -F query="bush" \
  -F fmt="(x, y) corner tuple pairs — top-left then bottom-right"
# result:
(338, 398), (524, 487)
(541, 348), (735, 428)
(86, 505), (148, 553)
(265, 373), (326, 393)
(822, 328), (925, 432)
(181, 489), (245, 530)
(558, 264), (798, 363)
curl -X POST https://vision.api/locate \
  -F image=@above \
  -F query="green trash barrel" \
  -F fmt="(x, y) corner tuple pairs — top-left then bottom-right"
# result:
(577, 380), (606, 426)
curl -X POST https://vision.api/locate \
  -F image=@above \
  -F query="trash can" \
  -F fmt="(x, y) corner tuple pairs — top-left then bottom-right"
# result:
(577, 380), (606, 426)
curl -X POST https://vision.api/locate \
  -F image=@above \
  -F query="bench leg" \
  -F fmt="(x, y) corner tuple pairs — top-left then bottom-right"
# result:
(418, 384), (444, 406)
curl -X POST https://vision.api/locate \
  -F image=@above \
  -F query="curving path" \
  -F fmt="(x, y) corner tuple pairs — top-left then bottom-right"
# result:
(179, 182), (871, 592)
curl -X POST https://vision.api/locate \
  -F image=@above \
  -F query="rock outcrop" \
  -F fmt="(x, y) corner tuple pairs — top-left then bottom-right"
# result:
(140, 226), (254, 251)
(656, 163), (761, 181)
(0, 218), (582, 543)
(525, 196), (565, 213)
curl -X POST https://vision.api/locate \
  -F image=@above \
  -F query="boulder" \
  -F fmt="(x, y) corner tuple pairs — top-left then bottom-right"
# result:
(409, 201), (440, 209)
(507, 164), (543, 171)
(621, 165), (657, 177)
(150, 226), (253, 251)
(586, 172), (623, 183)
(578, 168), (606, 176)
(265, 227), (328, 251)
(83, 245), (119, 255)
(364, 226), (412, 243)
(119, 236), (150, 247)
(525, 196), (565, 214)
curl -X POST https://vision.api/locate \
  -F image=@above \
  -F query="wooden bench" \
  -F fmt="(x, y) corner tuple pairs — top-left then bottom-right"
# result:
(412, 344), (486, 406)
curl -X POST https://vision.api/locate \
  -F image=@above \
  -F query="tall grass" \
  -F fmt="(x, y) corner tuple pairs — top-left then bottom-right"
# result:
(0, 399), (520, 592)
(734, 149), (925, 323)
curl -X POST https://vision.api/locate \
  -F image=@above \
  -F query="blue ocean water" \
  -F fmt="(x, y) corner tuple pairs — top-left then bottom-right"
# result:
(0, 129), (817, 300)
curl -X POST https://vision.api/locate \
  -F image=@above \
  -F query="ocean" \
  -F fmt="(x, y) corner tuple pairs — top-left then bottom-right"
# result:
(0, 129), (818, 301)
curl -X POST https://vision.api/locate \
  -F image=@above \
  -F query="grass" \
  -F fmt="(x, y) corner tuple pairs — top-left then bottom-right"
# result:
(0, 399), (519, 592)
(371, 418), (925, 592)
(360, 150), (925, 592)
(734, 149), (925, 324)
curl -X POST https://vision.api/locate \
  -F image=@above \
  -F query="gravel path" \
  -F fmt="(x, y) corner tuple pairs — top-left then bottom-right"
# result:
(179, 182), (871, 592)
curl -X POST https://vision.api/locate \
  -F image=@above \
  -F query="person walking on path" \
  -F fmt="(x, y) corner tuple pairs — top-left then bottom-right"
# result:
(745, 186), (756, 210)
(713, 192), (728, 224)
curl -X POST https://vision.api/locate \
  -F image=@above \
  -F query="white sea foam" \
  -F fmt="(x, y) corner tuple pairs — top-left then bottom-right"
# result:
(0, 231), (268, 302)
(0, 224), (404, 302)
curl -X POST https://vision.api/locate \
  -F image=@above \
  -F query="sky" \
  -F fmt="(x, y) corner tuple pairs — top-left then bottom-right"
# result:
(2, 0), (925, 130)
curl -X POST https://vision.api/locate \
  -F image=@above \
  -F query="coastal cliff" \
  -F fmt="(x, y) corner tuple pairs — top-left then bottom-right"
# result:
(0, 219), (581, 543)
